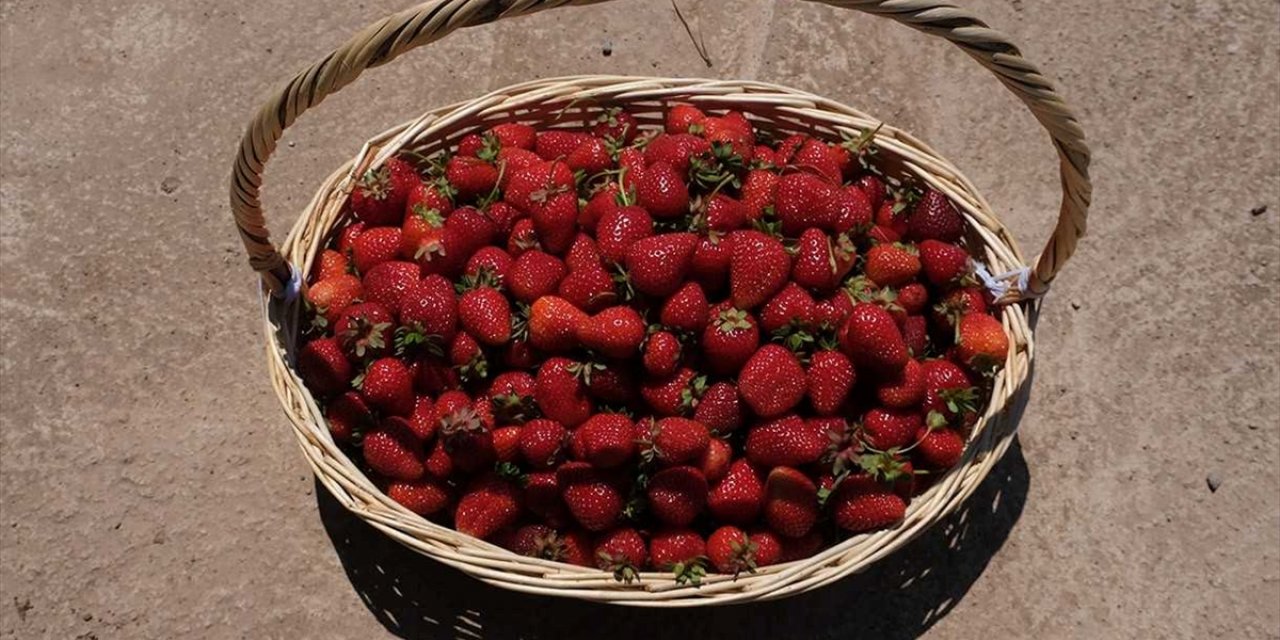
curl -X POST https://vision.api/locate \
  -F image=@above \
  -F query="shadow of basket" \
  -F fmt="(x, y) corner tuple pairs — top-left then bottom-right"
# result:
(316, 415), (1031, 640)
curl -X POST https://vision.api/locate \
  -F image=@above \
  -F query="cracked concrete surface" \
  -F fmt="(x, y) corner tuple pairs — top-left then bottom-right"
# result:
(1, 0), (1278, 638)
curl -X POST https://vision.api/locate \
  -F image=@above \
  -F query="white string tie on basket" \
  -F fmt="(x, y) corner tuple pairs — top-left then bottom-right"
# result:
(973, 261), (1033, 300)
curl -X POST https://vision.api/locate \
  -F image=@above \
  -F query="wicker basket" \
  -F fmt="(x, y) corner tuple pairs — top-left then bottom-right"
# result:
(230, 0), (1090, 606)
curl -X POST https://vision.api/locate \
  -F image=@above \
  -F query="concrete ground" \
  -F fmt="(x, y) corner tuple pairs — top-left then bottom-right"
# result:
(2, 0), (1278, 638)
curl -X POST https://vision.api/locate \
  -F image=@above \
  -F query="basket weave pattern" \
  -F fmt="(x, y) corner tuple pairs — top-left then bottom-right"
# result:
(231, 0), (1090, 606)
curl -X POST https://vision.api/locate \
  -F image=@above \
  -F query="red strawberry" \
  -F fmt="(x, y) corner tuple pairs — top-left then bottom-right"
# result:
(557, 260), (618, 313)
(363, 420), (424, 481)
(807, 349), (856, 415)
(591, 108), (639, 144)
(699, 437), (733, 484)
(918, 240), (970, 287)
(307, 274), (362, 327)
(740, 170), (778, 221)
(875, 197), (911, 239)
(423, 437), (455, 479)
(534, 131), (590, 161)
(707, 526), (760, 576)
(577, 305), (646, 359)
(525, 471), (568, 527)
(759, 283), (817, 335)
(707, 459), (764, 525)
(596, 205), (654, 265)
(643, 134), (710, 173)
(489, 122), (537, 150)
(666, 104), (707, 134)
(902, 315), (929, 357)
(434, 207), (496, 277)
(534, 357), (593, 427)
(361, 261), (419, 315)
(351, 226), (403, 274)
(931, 286), (989, 335)
(752, 145), (778, 167)
(640, 369), (700, 417)
(350, 157), (417, 226)
(774, 172), (838, 235)
(649, 529), (707, 584)
(703, 193), (748, 232)
(764, 467), (819, 538)
(454, 474), (521, 539)
(921, 359), (978, 426)
(316, 249), (350, 282)
(660, 282), (710, 334)
(531, 191), (579, 255)
(387, 476), (451, 516)
(701, 114), (755, 160)
(829, 186), (874, 234)
(579, 183), (621, 233)
(573, 413), (636, 469)
(693, 382), (743, 435)
(897, 283), (930, 316)
(334, 302), (394, 359)
(745, 414), (826, 467)
(854, 175), (886, 211)
(642, 331), (683, 377)
(413, 358), (460, 394)
(558, 462), (623, 532)
(915, 425), (965, 469)
(457, 133), (485, 157)
(907, 188), (965, 242)
(865, 244), (921, 288)
(505, 161), (574, 213)
(505, 524), (564, 559)
(436, 400), (495, 474)
(581, 362), (637, 405)
(458, 286), (512, 347)
(336, 221), (366, 256)
(778, 531), (822, 562)
(876, 358), (925, 408)
(738, 345), (807, 418)
(814, 291), (855, 330)
(791, 228), (854, 293)
(405, 395), (437, 442)
(618, 148), (646, 195)
(446, 156), (499, 201)
(790, 138), (842, 183)
(747, 529), (783, 567)
(465, 246), (513, 286)
(359, 357), (414, 417)
(955, 313), (1009, 371)
(401, 204), (447, 264)
(647, 466), (708, 527)
(636, 161), (690, 219)
(527, 295), (586, 353)
(399, 275), (459, 346)
(298, 337), (353, 397)
(595, 528), (648, 582)
(862, 408), (921, 450)
(729, 230), (790, 309)
(508, 250), (566, 304)
(487, 371), (537, 423)
(506, 218), (541, 255)
(690, 234), (732, 293)
(518, 418), (568, 469)
(642, 417), (711, 465)
(830, 474), (906, 533)
(566, 136), (613, 174)
(839, 302), (909, 373)
(623, 232), (698, 298)
(700, 305), (759, 376)
(448, 333), (487, 383)
(497, 148), (543, 186)
(326, 391), (374, 443)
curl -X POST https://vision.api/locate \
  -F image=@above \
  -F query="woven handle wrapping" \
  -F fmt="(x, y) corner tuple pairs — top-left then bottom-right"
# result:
(230, 0), (1091, 296)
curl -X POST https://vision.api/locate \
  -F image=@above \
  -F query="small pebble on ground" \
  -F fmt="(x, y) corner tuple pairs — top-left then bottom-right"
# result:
(1206, 474), (1222, 493)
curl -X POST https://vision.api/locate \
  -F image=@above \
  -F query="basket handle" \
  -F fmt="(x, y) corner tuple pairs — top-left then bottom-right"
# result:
(231, 0), (1091, 297)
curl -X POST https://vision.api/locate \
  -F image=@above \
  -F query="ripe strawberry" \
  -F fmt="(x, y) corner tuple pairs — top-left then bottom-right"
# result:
(326, 391), (374, 443)
(700, 305), (760, 376)
(666, 104), (707, 134)
(414, 358), (460, 394)
(359, 357), (414, 417)
(760, 283), (817, 335)
(745, 414), (827, 467)
(702, 193), (748, 232)
(690, 234), (731, 293)
(839, 302), (909, 373)
(506, 217), (541, 255)
(577, 305), (646, 359)
(446, 156), (499, 201)
(518, 418), (568, 469)
(423, 437), (455, 479)
(918, 239), (970, 287)
(746, 529), (783, 567)
(623, 232), (698, 298)
(814, 291), (855, 330)
(361, 261), (419, 315)
(457, 133), (485, 157)
(487, 371), (537, 424)
(902, 315), (929, 357)
(596, 205), (654, 265)
(350, 157), (417, 226)
(640, 368), (701, 417)
(387, 476), (451, 516)
(591, 108), (639, 144)
(738, 345), (807, 418)
(740, 170), (778, 221)
(316, 249), (350, 281)
(807, 350), (856, 415)
(660, 282), (710, 334)
(573, 413), (636, 469)
(506, 524), (565, 559)
(505, 161), (574, 213)
(707, 526), (759, 576)
(752, 145), (778, 167)
(865, 244), (921, 288)
(465, 246), (513, 287)
(955, 313), (1009, 371)
(534, 131), (590, 161)
(921, 359), (978, 425)
(649, 529), (707, 584)
(790, 138), (842, 184)
(580, 362), (637, 405)
(829, 186), (874, 234)
(454, 474), (522, 539)
(556, 260), (618, 313)
(729, 230), (790, 309)
(636, 161), (690, 219)
(525, 471), (569, 527)
(907, 188), (965, 242)
(595, 528), (648, 583)
(643, 134), (710, 173)
(774, 172), (838, 235)
(334, 302), (394, 359)
(534, 357), (593, 427)
(558, 462), (623, 531)
(931, 286), (989, 336)
(579, 183), (622, 233)
(638, 416), (709, 465)
(854, 174), (886, 211)
(401, 205), (447, 265)
(399, 274), (459, 346)
(497, 148), (544, 187)
(531, 191), (579, 255)
(568, 234), (605, 271)
(363, 419), (425, 483)
(298, 337), (353, 397)
(642, 331), (683, 378)
(895, 283), (930, 316)
(528, 296), (586, 352)
(915, 425), (965, 469)
(508, 250), (566, 304)
(764, 467), (819, 538)
(790, 229), (842, 293)
(647, 466), (708, 527)
(875, 197), (911, 239)
(693, 382), (743, 435)
(458, 286), (512, 347)
(876, 358), (925, 408)
(489, 122), (537, 150)
(830, 474), (906, 533)
(351, 226), (403, 274)
(862, 408), (921, 450)
(434, 207), (496, 277)
(778, 530), (822, 562)
(502, 337), (537, 370)
(405, 395), (437, 442)
(707, 459), (764, 525)
(618, 147), (646, 195)
(448, 327), (486, 379)
(566, 136), (613, 174)
(699, 437), (733, 484)
(307, 274), (363, 327)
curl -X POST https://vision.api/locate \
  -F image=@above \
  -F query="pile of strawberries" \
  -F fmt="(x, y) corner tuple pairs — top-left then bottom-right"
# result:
(297, 103), (1010, 583)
